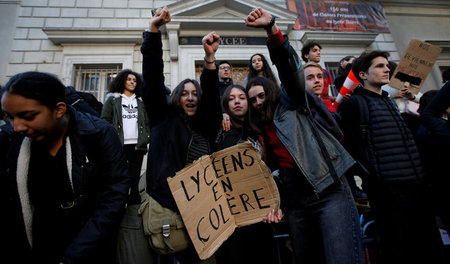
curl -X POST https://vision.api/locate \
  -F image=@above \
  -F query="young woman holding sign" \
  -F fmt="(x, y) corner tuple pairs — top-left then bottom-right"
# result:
(214, 84), (261, 151)
(213, 84), (279, 264)
(141, 7), (222, 263)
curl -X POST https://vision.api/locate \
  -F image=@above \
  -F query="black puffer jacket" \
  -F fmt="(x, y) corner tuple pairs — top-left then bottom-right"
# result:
(141, 31), (222, 212)
(339, 86), (425, 186)
(3, 107), (130, 264)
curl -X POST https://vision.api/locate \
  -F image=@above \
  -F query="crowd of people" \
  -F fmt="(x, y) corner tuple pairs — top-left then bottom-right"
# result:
(1, 5), (449, 264)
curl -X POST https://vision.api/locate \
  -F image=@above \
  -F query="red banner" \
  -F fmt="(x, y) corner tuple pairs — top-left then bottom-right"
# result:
(286, 0), (390, 32)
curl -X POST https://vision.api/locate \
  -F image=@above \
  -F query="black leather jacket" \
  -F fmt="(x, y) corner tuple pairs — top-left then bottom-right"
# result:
(267, 38), (356, 195)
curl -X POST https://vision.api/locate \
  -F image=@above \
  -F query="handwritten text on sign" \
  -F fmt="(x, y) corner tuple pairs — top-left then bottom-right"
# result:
(168, 143), (279, 260)
(389, 39), (442, 94)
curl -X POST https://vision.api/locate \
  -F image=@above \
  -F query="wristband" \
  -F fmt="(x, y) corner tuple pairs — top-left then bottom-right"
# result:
(204, 56), (216, 64)
(265, 15), (276, 31)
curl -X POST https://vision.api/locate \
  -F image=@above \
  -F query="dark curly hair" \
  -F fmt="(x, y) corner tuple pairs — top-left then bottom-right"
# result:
(108, 69), (142, 97)
(301, 41), (322, 63)
(247, 53), (277, 85)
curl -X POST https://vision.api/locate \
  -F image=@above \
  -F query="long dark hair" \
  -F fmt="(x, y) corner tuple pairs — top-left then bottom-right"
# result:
(246, 76), (280, 133)
(247, 53), (277, 84)
(2, 71), (66, 110)
(169, 79), (202, 118)
(222, 84), (247, 128)
(108, 69), (143, 97)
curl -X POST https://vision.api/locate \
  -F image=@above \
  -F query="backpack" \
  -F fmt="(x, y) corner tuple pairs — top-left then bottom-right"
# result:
(353, 95), (370, 142)
(65, 86), (103, 117)
(347, 95), (371, 180)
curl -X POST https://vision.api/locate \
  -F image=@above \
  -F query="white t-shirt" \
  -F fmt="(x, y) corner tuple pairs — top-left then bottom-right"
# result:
(121, 93), (138, 145)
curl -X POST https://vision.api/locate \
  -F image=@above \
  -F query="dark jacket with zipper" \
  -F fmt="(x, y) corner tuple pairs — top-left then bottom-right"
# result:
(214, 122), (260, 150)
(339, 86), (425, 188)
(141, 31), (222, 212)
(3, 107), (130, 264)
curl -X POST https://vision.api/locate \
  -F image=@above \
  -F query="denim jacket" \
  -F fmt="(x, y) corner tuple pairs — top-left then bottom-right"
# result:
(268, 38), (356, 195)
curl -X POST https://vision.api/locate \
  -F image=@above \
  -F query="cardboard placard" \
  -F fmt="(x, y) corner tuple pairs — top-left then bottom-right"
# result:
(167, 142), (280, 260)
(389, 39), (442, 94)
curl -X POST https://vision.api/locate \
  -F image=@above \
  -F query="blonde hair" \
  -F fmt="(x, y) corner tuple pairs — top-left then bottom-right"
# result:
(303, 62), (322, 70)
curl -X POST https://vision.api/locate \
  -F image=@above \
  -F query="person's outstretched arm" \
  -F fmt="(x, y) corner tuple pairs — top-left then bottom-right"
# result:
(198, 31), (223, 138)
(141, 7), (171, 127)
(245, 7), (306, 107)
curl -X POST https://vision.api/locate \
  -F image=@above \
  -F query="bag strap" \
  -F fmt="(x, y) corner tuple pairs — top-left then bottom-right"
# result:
(138, 173), (148, 204)
(354, 95), (369, 142)
(352, 95), (373, 178)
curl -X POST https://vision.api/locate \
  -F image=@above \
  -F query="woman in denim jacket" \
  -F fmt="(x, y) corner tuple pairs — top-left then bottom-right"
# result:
(245, 8), (363, 264)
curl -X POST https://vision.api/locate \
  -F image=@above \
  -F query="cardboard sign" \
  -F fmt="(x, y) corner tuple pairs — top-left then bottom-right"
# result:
(167, 142), (280, 260)
(389, 39), (442, 94)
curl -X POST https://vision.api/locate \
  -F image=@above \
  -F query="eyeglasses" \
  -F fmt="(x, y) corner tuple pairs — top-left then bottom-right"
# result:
(219, 66), (231, 71)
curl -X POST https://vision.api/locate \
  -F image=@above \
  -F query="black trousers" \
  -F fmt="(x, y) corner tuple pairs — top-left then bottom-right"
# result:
(123, 144), (145, 204)
(370, 181), (442, 264)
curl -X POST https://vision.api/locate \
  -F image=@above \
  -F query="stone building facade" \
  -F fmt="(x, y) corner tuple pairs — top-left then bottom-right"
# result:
(0, 0), (449, 102)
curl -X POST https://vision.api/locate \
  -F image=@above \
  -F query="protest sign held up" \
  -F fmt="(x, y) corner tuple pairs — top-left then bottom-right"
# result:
(389, 39), (442, 95)
(167, 142), (280, 260)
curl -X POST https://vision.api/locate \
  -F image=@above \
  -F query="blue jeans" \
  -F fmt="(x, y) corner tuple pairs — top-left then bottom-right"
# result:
(283, 173), (363, 264)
